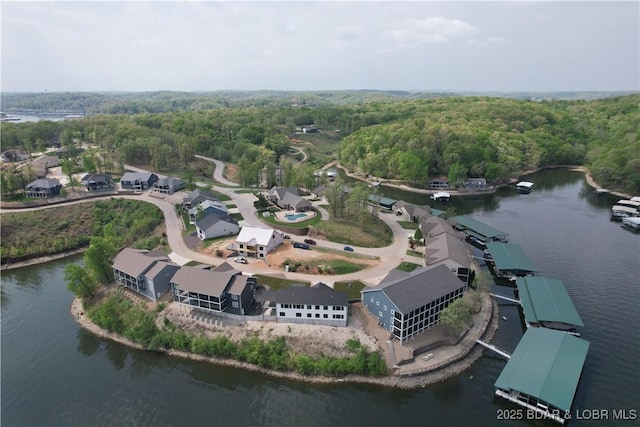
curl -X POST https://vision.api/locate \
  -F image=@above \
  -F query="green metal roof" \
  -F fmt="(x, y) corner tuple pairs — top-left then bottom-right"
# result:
(449, 216), (509, 240)
(516, 277), (584, 327)
(486, 242), (538, 272)
(494, 328), (590, 412)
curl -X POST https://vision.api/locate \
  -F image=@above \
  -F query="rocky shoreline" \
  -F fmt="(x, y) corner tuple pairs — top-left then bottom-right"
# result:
(70, 296), (499, 389)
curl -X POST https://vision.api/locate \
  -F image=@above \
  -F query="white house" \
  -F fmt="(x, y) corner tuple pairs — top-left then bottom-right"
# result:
(235, 226), (284, 259)
(274, 283), (349, 327)
(195, 213), (239, 241)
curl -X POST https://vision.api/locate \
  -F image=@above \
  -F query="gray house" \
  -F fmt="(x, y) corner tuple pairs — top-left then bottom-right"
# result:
(274, 283), (349, 327)
(154, 177), (185, 195)
(82, 174), (114, 192)
(195, 213), (239, 241)
(267, 186), (312, 212)
(120, 172), (158, 191)
(420, 215), (471, 284)
(170, 265), (257, 316)
(112, 248), (180, 301)
(183, 189), (219, 209)
(25, 178), (62, 198)
(361, 264), (466, 342)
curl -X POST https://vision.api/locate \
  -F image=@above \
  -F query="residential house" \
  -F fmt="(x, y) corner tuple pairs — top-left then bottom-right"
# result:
(170, 265), (257, 316)
(112, 248), (180, 301)
(183, 189), (219, 210)
(1, 149), (30, 162)
(428, 177), (449, 189)
(274, 283), (348, 327)
(24, 178), (62, 198)
(267, 186), (312, 212)
(361, 264), (466, 342)
(464, 177), (487, 189)
(310, 184), (327, 200)
(420, 215), (471, 284)
(235, 226), (284, 259)
(32, 154), (60, 170)
(119, 172), (159, 191)
(153, 177), (185, 195)
(195, 213), (239, 240)
(188, 199), (228, 224)
(393, 201), (433, 223)
(82, 173), (114, 192)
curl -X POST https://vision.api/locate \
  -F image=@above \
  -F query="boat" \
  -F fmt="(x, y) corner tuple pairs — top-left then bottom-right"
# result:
(516, 182), (534, 193)
(430, 191), (450, 201)
(616, 199), (640, 212)
(593, 188), (610, 196)
(622, 216), (640, 231)
(502, 316), (508, 321)
(611, 205), (638, 219)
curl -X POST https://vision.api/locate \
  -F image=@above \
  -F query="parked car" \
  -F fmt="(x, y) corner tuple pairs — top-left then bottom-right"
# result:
(304, 238), (317, 245)
(283, 234), (291, 239)
(234, 256), (248, 264)
(343, 246), (354, 252)
(293, 242), (310, 250)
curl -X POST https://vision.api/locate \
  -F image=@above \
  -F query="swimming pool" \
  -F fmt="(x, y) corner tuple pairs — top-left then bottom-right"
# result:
(285, 213), (307, 221)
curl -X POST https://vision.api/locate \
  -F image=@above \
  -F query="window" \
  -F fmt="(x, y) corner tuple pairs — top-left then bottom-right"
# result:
(323, 306), (328, 310)
(315, 305), (320, 310)
(232, 302), (238, 308)
(231, 294), (238, 300)
(307, 313), (312, 318)
(315, 314), (320, 318)
(296, 313), (302, 317)
(279, 312), (285, 317)
(307, 305), (312, 309)
(379, 311), (383, 317)
(323, 314), (328, 319)
(383, 305), (387, 311)
(376, 301), (380, 306)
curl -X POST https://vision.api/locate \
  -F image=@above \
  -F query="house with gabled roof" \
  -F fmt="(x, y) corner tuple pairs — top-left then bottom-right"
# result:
(195, 212), (239, 241)
(188, 199), (228, 224)
(420, 215), (471, 284)
(183, 189), (219, 209)
(273, 283), (348, 327)
(393, 201), (434, 223)
(153, 176), (184, 195)
(24, 178), (62, 198)
(112, 248), (180, 301)
(267, 186), (312, 212)
(235, 226), (284, 259)
(82, 173), (114, 192)
(170, 265), (257, 316)
(120, 172), (158, 191)
(361, 264), (466, 342)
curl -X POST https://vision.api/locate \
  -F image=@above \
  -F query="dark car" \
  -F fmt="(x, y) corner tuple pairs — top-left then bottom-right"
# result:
(304, 239), (317, 245)
(293, 242), (310, 250)
(343, 246), (354, 252)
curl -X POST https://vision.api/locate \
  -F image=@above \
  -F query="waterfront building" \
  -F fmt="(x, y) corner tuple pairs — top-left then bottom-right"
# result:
(153, 177), (184, 195)
(516, 276), (583, 333)
(494, 327), (590, 424)
(170, 265), (257, 316)
(420, 215), (471, 284)
(361, 264), (466, 342)
(448, 215), (509, 246)
(485, 242), (538, 281)
(274, 283), (348, 327)
(112, 248), (180, 301)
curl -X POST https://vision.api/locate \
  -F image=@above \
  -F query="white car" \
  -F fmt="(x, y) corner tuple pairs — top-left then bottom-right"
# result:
(234, 257), (248, 264)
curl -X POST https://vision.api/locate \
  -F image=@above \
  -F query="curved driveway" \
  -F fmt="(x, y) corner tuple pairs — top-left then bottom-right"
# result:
(2, 159), (419, 286)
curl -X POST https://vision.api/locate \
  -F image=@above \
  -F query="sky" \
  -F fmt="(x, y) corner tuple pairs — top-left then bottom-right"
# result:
(1, 1), (638, 93)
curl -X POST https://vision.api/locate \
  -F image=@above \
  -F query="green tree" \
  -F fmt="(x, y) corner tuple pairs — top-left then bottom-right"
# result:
(64, 264), (97, 298)
(84, 237), (117, 284)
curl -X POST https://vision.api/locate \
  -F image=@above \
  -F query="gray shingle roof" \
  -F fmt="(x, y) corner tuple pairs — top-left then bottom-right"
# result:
(195, 212), (238, 230)
(112, 248), (170, 278)
(365, 264), (465, 314)
(170, 266), (237, 296)
(274, 283), (348, 306)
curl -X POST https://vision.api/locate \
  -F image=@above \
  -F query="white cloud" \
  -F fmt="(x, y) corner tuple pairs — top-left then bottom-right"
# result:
(384, 17), (476, 47)
(467, 36), (506, 47)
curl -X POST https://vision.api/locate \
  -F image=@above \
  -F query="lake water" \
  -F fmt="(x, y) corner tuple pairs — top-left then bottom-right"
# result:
(2, 169), (638, 427)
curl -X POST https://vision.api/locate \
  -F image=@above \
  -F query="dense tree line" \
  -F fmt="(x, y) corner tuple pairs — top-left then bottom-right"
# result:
(1, 93), (637, 193)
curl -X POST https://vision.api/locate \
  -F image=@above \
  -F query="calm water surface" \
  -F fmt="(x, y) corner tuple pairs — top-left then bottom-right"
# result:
(2, 169), (638, 427)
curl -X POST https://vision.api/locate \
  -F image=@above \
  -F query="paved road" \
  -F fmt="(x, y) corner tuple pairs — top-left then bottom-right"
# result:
(2, 159), (419, 286)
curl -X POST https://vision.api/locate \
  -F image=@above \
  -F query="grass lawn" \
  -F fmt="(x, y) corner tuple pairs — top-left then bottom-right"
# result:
(398, 221), (419, 230)
(406, 249), (423, 258)
(279, 258), (370, 275)
(396, 261), (422, 272)
(333, 281), (367, 300)
(259, 208), (322, 229)
(255, 275), (309, 290)
(314, 216), (392, 247)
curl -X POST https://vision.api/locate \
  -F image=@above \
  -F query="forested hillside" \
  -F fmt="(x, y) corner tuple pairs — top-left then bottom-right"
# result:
(338, 95), (638, 192)
(1, 93), (637, 194)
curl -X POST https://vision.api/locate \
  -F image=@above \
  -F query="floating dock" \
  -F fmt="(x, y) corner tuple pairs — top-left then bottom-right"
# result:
(494, 328), (590, 424)
(485, 242), (538, 280)
(449, 215), (509, 245)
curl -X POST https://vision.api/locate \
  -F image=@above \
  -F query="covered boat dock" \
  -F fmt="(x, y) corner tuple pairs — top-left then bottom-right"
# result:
(485, 242), (538, 280)
(516, 277), (583, 333)
(449, 216), (509, 246)
(494, 327), (590, 424)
